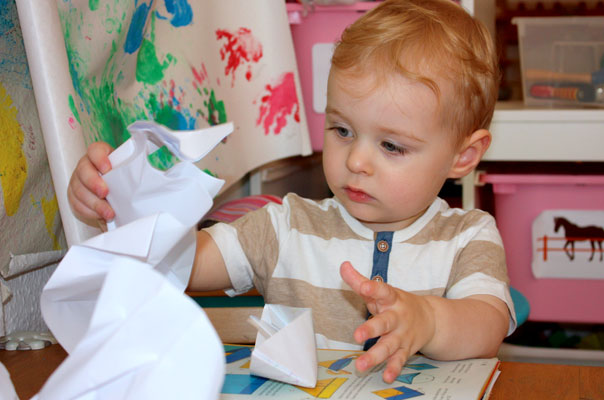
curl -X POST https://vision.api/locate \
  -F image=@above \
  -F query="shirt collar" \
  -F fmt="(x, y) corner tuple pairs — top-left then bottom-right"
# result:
(332, 197), (445, 242)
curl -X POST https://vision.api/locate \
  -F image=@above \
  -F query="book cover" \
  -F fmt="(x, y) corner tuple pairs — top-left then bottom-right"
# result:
(220, 345), (500, 400)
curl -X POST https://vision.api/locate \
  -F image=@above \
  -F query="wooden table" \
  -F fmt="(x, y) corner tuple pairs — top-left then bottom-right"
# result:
(1, 344), (603, 399)
(1, 344), (67, 400)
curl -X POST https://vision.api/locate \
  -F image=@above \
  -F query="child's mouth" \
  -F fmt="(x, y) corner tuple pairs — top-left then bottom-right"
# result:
(344, 187), (372, 203)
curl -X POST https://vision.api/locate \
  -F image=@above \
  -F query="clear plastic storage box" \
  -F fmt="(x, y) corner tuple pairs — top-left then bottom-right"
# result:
(513, 16), (604, 108)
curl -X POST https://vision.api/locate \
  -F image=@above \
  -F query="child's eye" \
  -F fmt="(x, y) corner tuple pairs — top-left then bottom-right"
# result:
(381, 141), (406, 155)
(331, 126), (352, 138)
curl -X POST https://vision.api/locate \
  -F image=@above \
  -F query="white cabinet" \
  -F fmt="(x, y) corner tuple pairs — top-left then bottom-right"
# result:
(462, 101), (604, 209)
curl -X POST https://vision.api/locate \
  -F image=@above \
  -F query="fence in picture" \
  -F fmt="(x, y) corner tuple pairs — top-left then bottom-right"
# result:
(536, 216), (604, 262)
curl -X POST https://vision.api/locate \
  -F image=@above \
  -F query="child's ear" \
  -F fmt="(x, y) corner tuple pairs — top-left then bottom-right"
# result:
(448, 129), (491, 179)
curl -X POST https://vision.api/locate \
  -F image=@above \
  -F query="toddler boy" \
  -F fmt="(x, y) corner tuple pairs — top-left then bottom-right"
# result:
(69, 0), (515, 383)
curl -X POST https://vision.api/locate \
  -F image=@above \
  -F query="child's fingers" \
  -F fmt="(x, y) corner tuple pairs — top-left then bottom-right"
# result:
(67, 186), (101, 221)
(87, 141), (114, 174)
(340, 262), (398, 305)
(354, 309), (398, 343)
(68, 176), (114, 222)
(382, 348), (408, 384)
(340, 261), (369, 294)
(355, 333), (402, 373)
(94, 199), (115, 222)
(69, 155), (115, 221)
(74, 156), (110, 199)
(362, 279), (399, 307)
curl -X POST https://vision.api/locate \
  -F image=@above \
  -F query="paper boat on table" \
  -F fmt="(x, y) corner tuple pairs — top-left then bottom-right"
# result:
(249, 304), (318, 388)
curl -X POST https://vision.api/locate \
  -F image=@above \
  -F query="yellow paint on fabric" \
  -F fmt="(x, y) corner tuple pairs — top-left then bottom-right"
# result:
(0, 83), (28, 216)
(41, 195), (61, 250)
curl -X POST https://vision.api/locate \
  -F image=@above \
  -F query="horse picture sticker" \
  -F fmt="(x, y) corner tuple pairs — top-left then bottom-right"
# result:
(532, 210), (604, 279)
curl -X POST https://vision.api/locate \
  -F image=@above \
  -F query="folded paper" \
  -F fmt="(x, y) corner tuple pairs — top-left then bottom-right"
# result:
(0, 362), (18, 400)
(249, 304), (318, 388)
(104, 121), (233, 231)
(32, 263), (225, 400)
(18, 120), (233, 399)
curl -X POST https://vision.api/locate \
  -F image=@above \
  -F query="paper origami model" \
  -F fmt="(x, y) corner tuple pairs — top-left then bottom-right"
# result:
(249, 304), (318, 388)
(0, 121), (233, 400)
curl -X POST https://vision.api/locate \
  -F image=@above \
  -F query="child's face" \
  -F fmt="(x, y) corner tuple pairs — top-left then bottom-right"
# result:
(322, 68), (462, 232)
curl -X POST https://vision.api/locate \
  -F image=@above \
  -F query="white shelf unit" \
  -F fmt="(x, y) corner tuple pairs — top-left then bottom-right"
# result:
(462, 101), (604, 209)
(286, 3), (604, 209)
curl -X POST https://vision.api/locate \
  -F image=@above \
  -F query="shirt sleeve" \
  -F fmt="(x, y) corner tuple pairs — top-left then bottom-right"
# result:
(204, 203), (281, 297)
(445, 212), (518, 336)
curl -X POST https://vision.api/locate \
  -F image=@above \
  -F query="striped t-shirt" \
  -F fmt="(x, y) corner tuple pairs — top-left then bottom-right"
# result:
(206, 193), (516, 350)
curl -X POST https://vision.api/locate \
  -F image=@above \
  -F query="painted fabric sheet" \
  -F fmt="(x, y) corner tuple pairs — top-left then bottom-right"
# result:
(0, 0), (67, 334)
(16, 0), (310, 245)
(59, 0), (311, 168)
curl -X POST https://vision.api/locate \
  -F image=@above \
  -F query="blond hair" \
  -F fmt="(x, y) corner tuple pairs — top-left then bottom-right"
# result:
(331, 0), (499, 144)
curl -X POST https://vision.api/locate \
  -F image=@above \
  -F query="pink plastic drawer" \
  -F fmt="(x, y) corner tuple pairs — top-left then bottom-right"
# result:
(287, 3), (378, 151)
(479, 173), (604, 324)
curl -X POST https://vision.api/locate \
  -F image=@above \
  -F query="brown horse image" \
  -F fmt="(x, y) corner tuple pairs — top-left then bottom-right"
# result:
(554, 217), (604, 262)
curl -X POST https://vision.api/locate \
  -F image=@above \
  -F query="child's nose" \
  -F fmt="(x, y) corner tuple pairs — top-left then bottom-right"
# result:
(346, 141), (373, 175)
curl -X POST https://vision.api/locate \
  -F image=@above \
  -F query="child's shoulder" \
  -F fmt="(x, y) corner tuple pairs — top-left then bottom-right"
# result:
(433, 198), (497, 230)
(278, 193), (359, 235)
(280, 192), (339, 211)
(413, 199), (502, 248)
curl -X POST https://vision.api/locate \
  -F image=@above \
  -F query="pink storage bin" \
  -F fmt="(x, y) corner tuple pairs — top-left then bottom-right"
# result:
(479, 173), (604, 324)
(287, 2), (378, 151)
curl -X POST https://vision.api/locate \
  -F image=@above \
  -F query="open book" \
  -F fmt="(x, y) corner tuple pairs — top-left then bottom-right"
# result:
(220, 345), (500, 400)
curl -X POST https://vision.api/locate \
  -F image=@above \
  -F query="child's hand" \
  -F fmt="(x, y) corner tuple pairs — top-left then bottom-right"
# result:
(340, 261), (436, 383)
(67, 141), (115, 227)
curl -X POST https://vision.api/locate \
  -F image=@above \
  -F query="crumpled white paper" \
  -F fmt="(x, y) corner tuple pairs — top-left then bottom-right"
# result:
(0, 362), (19, 400)
(1, 121), (233, 400)
(249, 304), (317, 388)
(33, 263), (225, 400)
(104, 121), (233, 231)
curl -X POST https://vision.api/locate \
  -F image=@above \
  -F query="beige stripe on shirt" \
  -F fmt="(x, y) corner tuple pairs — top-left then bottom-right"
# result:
(406, 209), (489, 244)
(264, 277), (444, 344)
(233, 195), (508, 294)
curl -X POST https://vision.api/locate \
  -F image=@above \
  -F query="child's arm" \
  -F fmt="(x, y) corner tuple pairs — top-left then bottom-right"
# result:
(67, 141), (116, 227)
(340, 261), (509, 384)
(187, 230), (233, 292)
